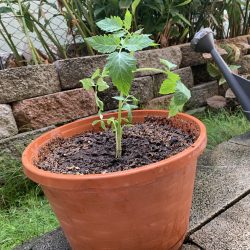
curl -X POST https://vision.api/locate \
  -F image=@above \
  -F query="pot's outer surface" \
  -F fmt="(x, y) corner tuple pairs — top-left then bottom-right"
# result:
(22, 110), (207, 250)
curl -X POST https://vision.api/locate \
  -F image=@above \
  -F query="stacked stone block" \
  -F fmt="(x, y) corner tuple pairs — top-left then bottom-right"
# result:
(0, 35), (249, 155)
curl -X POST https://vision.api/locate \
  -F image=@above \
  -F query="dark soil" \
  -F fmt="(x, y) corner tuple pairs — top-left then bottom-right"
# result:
(35, 117), (197, 175)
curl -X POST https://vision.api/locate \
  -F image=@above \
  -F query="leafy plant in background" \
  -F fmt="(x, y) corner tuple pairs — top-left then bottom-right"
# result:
(1, 0), (68, 65)
(207, 43), (241, 85)
(81, 10), (191, 158)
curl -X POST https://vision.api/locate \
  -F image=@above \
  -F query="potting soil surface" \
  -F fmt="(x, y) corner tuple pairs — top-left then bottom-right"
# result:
(35, 117), (196, 174)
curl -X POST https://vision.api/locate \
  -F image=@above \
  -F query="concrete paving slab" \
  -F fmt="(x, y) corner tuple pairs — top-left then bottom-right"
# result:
(14, 228), (70, 250)
(208, 140), (250, 166)
(190, 195), (250, 250)
(189, 163), (250, 232)
(229, 131), (250, 146)
(181, 243), (201, 249)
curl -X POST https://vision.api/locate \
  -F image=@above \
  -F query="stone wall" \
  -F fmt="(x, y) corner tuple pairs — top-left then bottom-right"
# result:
(1, 35), (250, 156)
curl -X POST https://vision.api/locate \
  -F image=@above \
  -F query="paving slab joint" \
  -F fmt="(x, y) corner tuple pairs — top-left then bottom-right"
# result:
(184, 238), (205, 250)
(188, 188), (250, 237)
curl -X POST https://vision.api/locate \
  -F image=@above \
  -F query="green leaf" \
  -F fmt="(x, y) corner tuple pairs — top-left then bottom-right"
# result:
(168, 81), (191, 117)
(102, 67), (109, 77)
(95, 95), (104, 111)
(219, 77), (226, 85)
(123, 34), (154, 51)
(132, 0), (141, 15)
(112, 96), (126, 101)
(0, 7), (12, 14)
(134, 28), (144, 34)
(85, 35), (120, 53)
(114, 30), (127, 38)
(97, 16), (123, 32)
(159, 71), (180, 95)
(124, 10), (132, 30)
(97, 78), (109, 91)
(122, 103), (138, 110)
(160, 59), (177, 70)
(168, 99), (184, 117)
(173, 81), (191, 106)
(100, 120), (106, 130)
(175, 0), (192, 7)
(175, 13), (191, 26)
(119, 0), (133, 9)
(106, 52), (136, 95)
(207, 63), (220, 78)
(91, 68), (100, 80)
(80, 78), (94, 90)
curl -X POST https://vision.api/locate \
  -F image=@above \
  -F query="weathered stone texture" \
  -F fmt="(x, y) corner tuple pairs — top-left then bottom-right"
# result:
(99, 76), (154, 111)
(12, 89), (97, 130)
(218, 35), (250, 55)
(0, 104), (18, 139)
(135, 46), (182, 77)
(180, 43), (206, 67)
(0, 126), (55, 157)
(239, 54), (250, 74)
(153, 67), (194, 97)
(145, 95), (173, 110)
(55, 55), (107, 90)
(186, 81), (218, 109)
(181, 244), (201, 250)
(191, 195), (250, 250)
(181, 43), (227, 67)
(0, 65), (61, 103)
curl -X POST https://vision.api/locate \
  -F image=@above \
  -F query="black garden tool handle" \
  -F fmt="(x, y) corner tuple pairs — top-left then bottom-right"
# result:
(191, 28), (250, 121)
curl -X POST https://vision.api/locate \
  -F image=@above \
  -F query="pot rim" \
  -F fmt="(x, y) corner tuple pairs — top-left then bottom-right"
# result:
(22, 110), (207, 182)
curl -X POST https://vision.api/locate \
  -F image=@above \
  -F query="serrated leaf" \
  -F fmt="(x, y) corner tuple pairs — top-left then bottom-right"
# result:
(160, 59), (177, 70)
(173, 81), (191, 106)
(91, 68), (100, 80)
(124, 10), (132, 30)
(114, 30), (127, 38)
(159, 71), (180, 95)
(123, 34), (154, 51)
(159, 79), (177, 95)
(80, 78), (94, 90)
(97, 16), (123, 32)
(106, 52), (136, 95)
(97, 78), (109, 91)
(85, 35), (120, 53)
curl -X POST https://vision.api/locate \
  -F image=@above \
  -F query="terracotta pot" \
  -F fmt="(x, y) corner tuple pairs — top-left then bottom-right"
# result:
(22, 110), (207, 250)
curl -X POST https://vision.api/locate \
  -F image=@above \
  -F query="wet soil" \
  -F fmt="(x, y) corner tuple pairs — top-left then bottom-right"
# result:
(35, 117), (196, 175)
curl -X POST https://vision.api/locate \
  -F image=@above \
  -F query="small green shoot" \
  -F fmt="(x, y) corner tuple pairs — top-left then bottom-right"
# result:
(81, 10), (191, 158)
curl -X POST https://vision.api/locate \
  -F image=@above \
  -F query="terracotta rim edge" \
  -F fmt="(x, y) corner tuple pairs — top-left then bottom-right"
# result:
(22, 110), (207, 182)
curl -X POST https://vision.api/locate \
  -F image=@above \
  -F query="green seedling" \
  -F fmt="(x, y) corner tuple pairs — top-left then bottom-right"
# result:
(81, 10), (191, 158)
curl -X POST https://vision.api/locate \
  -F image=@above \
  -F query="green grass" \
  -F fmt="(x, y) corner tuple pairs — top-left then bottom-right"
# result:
(0, 108), (249, 249)
(0, 192), (59, 250)
(195, 108), (250, 149)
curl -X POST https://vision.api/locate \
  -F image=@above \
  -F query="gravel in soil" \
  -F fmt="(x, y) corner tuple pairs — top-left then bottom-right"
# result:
(35, 117), (197, 175)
